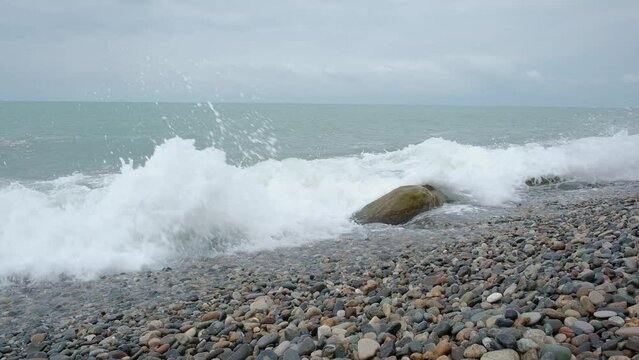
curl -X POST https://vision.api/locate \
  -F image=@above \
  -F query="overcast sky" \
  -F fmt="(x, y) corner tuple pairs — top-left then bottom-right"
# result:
(1, 0), (638, 106)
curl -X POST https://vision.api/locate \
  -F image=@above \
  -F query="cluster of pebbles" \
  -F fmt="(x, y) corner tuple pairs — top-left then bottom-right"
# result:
(1, 192), (638, 360)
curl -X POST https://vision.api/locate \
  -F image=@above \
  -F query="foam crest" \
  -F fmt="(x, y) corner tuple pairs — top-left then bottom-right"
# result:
(1, 132), (638, 280)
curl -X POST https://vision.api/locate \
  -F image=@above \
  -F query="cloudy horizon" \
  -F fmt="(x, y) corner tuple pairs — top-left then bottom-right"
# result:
(1, 0), (638, 106)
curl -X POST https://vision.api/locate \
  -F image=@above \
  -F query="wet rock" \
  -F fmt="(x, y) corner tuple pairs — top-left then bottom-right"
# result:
(353, 185), (446, 225)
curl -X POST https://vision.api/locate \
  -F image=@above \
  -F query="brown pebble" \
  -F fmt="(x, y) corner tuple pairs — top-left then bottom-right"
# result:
(148, 338), (162, 348)
(30, 333), (46, 344)
(579, 296), (596, 314)
(559, 327), (576, 338)
(544, 309), (567, 320)
(345, 307), (357, 318)
(434, 340), (452, 356)
(608, 301), (628, 309)
(201, 311), (221, 321)
(156, 344), (170, 354)
(575, 287), (590, 298)
(463, 344), (487, 358)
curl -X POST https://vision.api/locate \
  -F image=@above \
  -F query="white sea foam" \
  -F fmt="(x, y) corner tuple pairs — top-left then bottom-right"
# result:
(1, 132), (638, 280)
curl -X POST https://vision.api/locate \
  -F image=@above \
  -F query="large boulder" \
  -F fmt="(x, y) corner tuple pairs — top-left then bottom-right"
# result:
(353, 185), (446, 225)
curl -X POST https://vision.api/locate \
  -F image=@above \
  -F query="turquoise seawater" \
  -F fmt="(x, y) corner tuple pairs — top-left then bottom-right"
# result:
(1, 101), (637, 180)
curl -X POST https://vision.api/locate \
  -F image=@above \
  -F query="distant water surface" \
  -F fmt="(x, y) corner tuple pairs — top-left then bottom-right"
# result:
(1, 102), (637, 180)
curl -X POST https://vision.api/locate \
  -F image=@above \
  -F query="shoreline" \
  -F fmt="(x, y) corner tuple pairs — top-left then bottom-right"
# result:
(1, 190), (638, 360)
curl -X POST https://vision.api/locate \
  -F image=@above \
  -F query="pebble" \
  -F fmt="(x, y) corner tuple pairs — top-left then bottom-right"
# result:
(297, 337), (316, 355)
(257, 349), (279, 360)
(519, 312), (542, 325)
(588, 291), (605, 305)
(523, 329), (547, 347)
(464, 344), (488, 358)
(434, 340), (452, 356)
(357, 338), (380, 359)
(282, 348), (301, 360)
(539, 344), (572, 360)
(257, 333), (279, 348)
(516, 338), (539, 353)
(250, 296), (273, 311)
(228, 344), (252, 360)
(487, 293), (503, 303)
(616, 327), (639, 337)
(594, 310), (617, 319)
(480, 349), (520, 360)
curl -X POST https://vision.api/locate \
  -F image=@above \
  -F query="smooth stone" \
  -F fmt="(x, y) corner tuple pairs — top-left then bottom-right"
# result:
(496, 317), (516, 329)
(464, 344), (488, 358)
(250, 296), (273, 311)
(625, 336), (639, 351)
(588, 291), (605, 305)
(487, 293), (503, 303)
(539, 344), (572, 360)
(616, 327), (639, 337)
(297, 337), (316, 355)
(257, 349), (279, 360)
(472, 309), (503, 323)
(274, 341), (291, 356)
(257, 333), (279, 348)
(517, 338), (540, 353)
(139, 331), (161, 345)
(352, 185), (446, 224)
(571, 334), (590, 347)
(201, 311), (221, 321)
(406, 340), (424, 354)
(305, 306), (322, 319)
(608, 316), (625, 326)
(228, 344), (253, 360)
(594, 310), (617, 319)
(317, 325), (331, 339)
(572, 320), (595, 334)
(519, 312), (542, 325)
(497, 333), (517, 349)
(282, 348), (301, 360)
(483, 337), (499, 352)
(433, 321), (452, 336)
(504, 309), (519, 320)
(184, 327), (196, 338)
(30, 333), (46, 344)
(480, 349), (520, 360)
(523, 329), (547, 347)
(434, 340), (452, 356)
(379, 339), (396, 358)
(614, 294), (636, 305)
(357, 338), (380, 359)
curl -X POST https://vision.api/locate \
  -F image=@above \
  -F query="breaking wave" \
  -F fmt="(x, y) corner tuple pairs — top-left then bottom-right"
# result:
(1, 131), (638, 280)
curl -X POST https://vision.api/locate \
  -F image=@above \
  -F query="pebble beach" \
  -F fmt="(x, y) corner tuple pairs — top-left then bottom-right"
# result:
(1, 184), (639, 360)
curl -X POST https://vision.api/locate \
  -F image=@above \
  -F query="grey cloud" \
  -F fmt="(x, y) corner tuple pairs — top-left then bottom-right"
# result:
(0, 0), (638, 105)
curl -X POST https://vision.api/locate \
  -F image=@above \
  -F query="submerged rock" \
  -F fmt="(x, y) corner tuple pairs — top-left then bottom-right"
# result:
(353, 185), (446, 225)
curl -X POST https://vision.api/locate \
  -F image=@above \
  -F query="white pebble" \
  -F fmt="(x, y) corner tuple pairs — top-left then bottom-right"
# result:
(487, 292), (503, 303)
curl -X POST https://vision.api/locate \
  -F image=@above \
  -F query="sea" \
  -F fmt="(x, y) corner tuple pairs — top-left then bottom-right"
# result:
(1, 101), (638, 282)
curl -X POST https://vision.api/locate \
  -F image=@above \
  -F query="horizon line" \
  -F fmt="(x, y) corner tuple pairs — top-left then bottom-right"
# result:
(0, 99), (636, 110)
